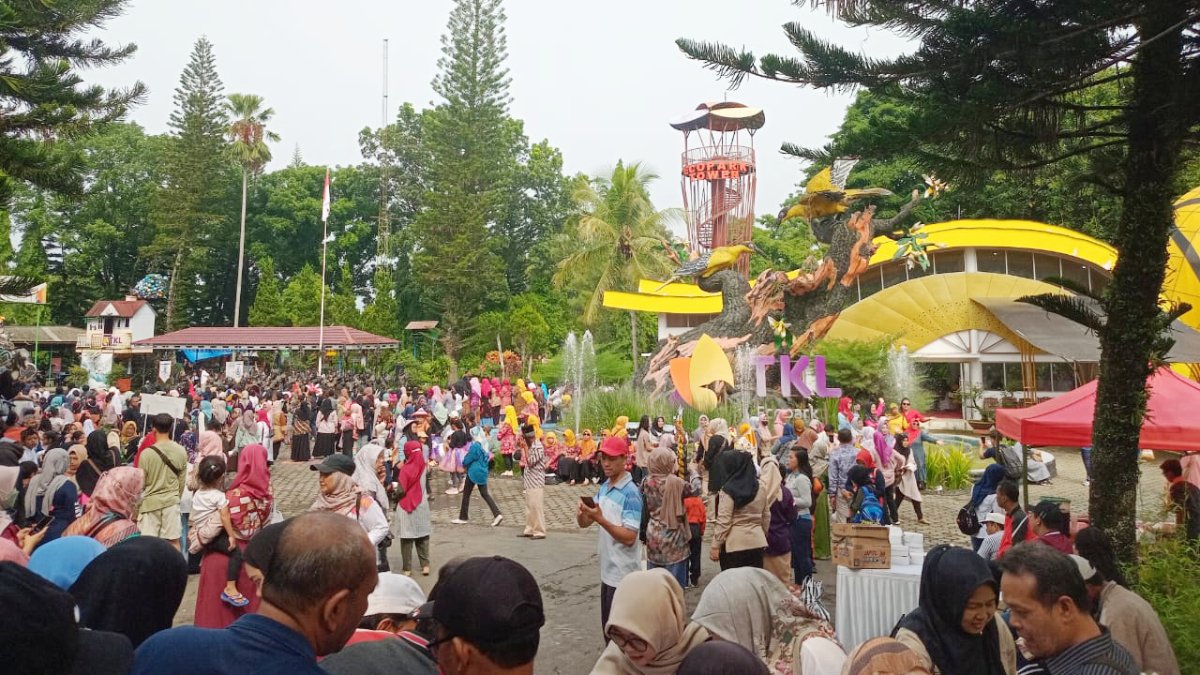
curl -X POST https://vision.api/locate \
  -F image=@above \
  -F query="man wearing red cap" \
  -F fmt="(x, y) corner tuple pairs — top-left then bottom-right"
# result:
(577, 435), (642, 641)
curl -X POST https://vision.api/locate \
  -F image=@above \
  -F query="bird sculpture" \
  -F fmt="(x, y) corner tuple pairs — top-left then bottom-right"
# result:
(652, 243), (759, 292)
(776, 157), (893, 226)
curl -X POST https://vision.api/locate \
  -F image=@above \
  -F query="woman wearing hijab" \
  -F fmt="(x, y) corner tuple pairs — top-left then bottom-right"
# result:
(28, 535), (107, 589)
(354, 442), (396, 570)
(70, 536), (188, 648)
(703, 418), (730, 494)
(62, 466), (143, 547)
(651, 416), (666, 438)
(557, 429), (581, 485)
(197, 430), (224, 459)
(290, 397), (312, 461)
(894, 545), (1016, 674)
(578, 428), (599, 485)
(593, 568), (710, 675)
(394, 440), (432, 576)
(118, 422), (138, 459)
(195, 444), (272, 628)
(314, 397), (338, 459)
(24, 448), (77, 544)
(692, 568), (845, 674)
(234, 409), (258, 456)
(310, 456), (389, 570)
(710, 439), (770, 570)
(76, 430), (120, 497)
(893, 435), (926, 524)
(971, 464), (1006, 551)
(842, 638), (930, 675)
(643, 445), (692, 587)
(498, 404), (519, 477)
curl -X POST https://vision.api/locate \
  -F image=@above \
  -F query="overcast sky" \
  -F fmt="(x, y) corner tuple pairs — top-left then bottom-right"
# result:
(85, 0), (911, 222)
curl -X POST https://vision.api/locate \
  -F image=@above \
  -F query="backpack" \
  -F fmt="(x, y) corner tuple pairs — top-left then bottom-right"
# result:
(851, 487), (885, 524)
(997, 443), (1024, 480)
(957, 499), (981, 535)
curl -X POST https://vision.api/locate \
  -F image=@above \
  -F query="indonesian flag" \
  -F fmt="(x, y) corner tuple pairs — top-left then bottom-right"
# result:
(321, 168), (331, 223)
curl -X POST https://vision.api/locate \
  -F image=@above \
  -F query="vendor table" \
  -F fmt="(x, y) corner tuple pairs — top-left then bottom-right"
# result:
(835, 564), (923, 650)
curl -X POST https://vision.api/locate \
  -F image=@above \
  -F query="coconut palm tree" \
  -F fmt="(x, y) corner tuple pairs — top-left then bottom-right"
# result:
(226, 93), (280, 327)
(553, 161), (679, 370)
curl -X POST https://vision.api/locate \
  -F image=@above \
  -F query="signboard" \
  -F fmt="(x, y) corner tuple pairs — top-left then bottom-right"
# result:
(681, 160), (753, 181)
(141, 393), (186, 420)
(158, 361), (172, 383)
(225, 361), (244, 381)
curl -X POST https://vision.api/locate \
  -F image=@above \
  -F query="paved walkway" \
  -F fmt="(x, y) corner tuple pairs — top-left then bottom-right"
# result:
(173, 443), (1174, 673)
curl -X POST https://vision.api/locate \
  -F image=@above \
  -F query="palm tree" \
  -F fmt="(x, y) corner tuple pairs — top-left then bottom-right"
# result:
(226, 93), (280, 327)
(553, 162), (679, 371)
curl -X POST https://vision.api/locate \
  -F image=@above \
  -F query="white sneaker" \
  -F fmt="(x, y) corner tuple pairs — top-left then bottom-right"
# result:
(501, 470), (513, 477)
(445, 487), (459, 495)
(492, 514), (504, 527)
(450, 518), (468, 524)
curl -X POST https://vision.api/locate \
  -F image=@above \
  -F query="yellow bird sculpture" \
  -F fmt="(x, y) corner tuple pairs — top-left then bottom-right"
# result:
(652, 243), (758, 292)
(777, 157), (893, 224)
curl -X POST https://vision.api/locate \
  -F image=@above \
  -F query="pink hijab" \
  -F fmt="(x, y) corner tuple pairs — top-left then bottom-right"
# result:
(198, 430), (224, 458)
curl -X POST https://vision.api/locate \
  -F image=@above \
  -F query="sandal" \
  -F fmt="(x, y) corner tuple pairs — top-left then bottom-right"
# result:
(221, 591), (250, 608)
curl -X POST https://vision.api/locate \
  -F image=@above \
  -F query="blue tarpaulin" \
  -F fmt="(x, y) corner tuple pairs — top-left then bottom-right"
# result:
(181, 348), (233, 363)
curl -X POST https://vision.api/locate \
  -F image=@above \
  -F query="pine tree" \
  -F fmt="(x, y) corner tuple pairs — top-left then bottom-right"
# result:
(148, 37), (232, 329)
(678, 0), (1200, 566)
(414, 0), (518, 373)
(0, 1), (145, 207)
(248, 257), (289, 326)
(14, 195), (50, 281)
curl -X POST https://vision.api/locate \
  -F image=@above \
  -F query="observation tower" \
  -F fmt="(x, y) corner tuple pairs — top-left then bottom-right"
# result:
(670, 102), (764, 276)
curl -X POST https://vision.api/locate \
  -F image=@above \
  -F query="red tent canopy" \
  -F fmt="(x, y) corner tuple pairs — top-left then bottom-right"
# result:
(995, 367), (1200, 451)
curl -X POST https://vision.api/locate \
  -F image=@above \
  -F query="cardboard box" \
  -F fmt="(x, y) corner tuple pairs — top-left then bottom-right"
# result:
(832, 524), (892, 569)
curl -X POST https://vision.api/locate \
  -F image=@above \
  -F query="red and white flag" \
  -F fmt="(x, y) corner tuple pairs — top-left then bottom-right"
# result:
(321, 168), (331, 223)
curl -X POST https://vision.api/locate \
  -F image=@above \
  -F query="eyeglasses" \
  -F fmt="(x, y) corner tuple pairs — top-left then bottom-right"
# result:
(608, 630), (649, 653)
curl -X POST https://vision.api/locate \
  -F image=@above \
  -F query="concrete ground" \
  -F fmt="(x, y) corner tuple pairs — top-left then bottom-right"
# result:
(173, 443), (1174, 673)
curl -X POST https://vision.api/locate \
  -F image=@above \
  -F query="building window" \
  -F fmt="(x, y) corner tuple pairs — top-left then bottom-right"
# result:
(1033, 253), (1061, 282)
(1052, 363), (1076, 391)
(880, 261), (907, 289)
(665, 313), (718, 329)
(982, 363), (1005, 390)
(977, 249), (1007, 274)
(933, 250), (964, 273)
(1061, 261), (1091, 292)
(859, 266), (883, 299)
(1006, 251), (1035, 279)
(1004, 363), (1023, 390)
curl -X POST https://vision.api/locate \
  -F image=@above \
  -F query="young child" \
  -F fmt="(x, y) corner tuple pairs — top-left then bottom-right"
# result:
(683, 462), (707, 588)
(188, 456), (250, 607)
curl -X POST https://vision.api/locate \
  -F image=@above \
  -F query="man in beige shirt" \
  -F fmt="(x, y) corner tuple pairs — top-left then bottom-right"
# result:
(1072, 555), (1180, 675)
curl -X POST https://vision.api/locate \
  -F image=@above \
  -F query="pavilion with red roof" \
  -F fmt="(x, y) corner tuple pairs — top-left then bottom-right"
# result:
(134, 325), (399, 355)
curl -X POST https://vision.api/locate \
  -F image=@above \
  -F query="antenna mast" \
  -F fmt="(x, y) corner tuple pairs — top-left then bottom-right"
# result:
(377, 38), (392, 262)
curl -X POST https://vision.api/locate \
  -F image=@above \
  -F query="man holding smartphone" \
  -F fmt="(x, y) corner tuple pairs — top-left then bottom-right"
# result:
(576, 435), (642, 642)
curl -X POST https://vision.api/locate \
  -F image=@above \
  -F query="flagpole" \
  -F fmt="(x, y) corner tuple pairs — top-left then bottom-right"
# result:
(318, 168), (331, 376)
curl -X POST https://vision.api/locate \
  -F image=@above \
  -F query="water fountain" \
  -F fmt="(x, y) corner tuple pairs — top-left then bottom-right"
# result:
(562, 330), (596, 431)
(885, 345), (917, 404)
(734, 343), (755, 422)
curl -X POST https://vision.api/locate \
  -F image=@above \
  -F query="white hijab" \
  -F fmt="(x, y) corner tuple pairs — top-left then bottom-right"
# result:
(353, 443), (389, 511)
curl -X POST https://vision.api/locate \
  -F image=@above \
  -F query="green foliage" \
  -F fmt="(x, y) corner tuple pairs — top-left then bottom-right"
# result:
(925, 446), (975, 491)
(534, 345), (632, 385)
(67, 366), (90, 389)
(387, 351), (453, 389)
(809, 338), (892, 400)
(1135, 538), (1200, 673)
(248, 257), (289, 326)
(106, 361), (128, 387)
(0, 0), (145, 208)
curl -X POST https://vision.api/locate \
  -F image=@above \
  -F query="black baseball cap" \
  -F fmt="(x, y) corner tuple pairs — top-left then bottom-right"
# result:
(310, 454), (354, 476)
(1030, 500), (1067, 530)
(429, 556), (544, 647)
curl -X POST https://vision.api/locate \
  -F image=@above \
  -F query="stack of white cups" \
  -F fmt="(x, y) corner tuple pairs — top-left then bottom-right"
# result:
(905, 531), (926, 567)
(889, 526), (909, 566)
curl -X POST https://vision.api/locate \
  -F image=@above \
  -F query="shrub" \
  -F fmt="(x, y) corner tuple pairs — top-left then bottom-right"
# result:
(572, 383), (743, 435)
(925, 445), (974, 490)
(1134, 537), (1200, 674)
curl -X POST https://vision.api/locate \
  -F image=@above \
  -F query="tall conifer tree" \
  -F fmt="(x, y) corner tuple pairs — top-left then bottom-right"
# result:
(149, 37), (231, 329)
(414, 0), (517, 372)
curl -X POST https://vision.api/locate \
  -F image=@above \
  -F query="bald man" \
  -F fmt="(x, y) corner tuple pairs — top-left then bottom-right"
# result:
(133, 512), (379, 675)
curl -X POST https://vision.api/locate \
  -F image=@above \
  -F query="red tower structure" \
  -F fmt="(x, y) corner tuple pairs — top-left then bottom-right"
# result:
(670, 102), (764, 276)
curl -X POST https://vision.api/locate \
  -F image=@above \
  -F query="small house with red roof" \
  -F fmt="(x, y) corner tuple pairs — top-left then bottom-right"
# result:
(77, 295), (156, 354)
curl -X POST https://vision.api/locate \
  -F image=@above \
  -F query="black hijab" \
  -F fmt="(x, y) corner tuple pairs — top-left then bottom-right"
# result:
(704, 434), (728, 492)
(716, 450), (758, 508)
(76, 430), (119, 496)
(14, 460), (37, 526)
(319, 397), (334, 418)
(848, 464), (874, 490)
(895, 545), (1005, 675)
(679, 640), (769, 675)
(70, 536), (188, 648)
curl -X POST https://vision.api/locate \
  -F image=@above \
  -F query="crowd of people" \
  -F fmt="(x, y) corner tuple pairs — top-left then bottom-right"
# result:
(0, 373), (1191, 674)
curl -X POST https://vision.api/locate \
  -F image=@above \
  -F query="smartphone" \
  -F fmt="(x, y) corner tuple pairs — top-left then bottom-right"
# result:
(580, 496), (597, 509)
(30, 514), (54, 534)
